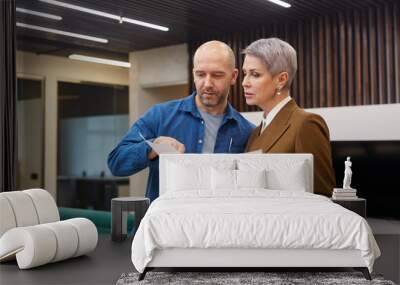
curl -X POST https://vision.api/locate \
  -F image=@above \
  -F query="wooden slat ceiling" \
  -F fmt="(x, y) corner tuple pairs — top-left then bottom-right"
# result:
(16, 0), (394, 61)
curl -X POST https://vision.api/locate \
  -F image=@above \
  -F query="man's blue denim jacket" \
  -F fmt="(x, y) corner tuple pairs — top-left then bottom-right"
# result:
(108, 92), (255, 202)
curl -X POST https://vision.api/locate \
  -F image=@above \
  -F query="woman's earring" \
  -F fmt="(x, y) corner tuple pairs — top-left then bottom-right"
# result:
(276, 88), (281, 96)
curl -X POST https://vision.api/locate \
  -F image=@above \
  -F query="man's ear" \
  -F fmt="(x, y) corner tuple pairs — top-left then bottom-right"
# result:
(230, 68), (239, 85)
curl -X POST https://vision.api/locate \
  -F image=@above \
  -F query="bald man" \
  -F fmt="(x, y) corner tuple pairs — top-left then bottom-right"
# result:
(108, 41), (254, 201)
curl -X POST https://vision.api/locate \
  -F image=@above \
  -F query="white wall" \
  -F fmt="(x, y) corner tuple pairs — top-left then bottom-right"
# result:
(129, 44), (189, 196)
(135, 44), (188, 88)
(16, 51), (129, 198)
(242, 103), (400, 141)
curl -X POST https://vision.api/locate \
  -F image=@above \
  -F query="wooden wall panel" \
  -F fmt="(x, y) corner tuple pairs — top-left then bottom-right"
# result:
(297, 20), (305, 107)
(377, 4), (386, 104)
(368, 7), (378, 105)
(395, 2), (400, 102)
(361, 8), (370, 105)
(188, 1), (400, 112)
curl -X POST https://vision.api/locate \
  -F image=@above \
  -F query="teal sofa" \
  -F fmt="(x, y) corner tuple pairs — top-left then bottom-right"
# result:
(59, 207), (135, 234)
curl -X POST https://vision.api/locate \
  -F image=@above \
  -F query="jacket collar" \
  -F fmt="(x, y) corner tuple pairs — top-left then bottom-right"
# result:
(257, 99), (298, 152)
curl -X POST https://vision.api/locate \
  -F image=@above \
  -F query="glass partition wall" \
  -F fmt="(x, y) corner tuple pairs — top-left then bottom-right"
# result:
(57, 81), (129, 210)
(17, 77), (44, 190)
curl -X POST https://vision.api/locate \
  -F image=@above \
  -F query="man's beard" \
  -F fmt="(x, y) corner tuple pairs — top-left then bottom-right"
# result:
(198, 89), (228, 107)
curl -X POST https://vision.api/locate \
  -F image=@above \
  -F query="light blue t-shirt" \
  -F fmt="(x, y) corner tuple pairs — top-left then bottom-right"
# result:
(108, 93), (255, 202)
(198, 110), (224, 153)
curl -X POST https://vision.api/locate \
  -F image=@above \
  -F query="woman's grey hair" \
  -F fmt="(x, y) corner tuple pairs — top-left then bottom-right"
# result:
(243, 38), (297, 90)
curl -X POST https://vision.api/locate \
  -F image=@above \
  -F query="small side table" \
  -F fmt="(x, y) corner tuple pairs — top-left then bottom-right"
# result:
(111, 197), (150, 242)
(331, 198), (366, 218)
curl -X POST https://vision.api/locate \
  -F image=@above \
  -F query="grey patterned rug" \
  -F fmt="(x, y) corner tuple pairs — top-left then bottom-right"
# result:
(116, 271), (396, 285)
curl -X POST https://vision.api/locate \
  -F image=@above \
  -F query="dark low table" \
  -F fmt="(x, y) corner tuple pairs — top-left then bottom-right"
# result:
(111, 197), (150, 242)
(331, 198), (366, 218)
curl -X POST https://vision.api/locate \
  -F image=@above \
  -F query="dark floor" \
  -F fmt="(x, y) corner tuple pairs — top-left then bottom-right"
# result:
(0, 234), (134, 285)
(1, 219), (399, 285)
(368, 218), (400, 284)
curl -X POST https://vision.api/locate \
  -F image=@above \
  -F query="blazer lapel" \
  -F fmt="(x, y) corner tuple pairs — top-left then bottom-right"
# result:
(259, 100), (297, 152)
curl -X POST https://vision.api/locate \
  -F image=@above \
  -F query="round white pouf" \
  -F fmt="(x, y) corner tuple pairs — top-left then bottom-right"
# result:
(23, 189), (59, 224)
(0, 196), (17, 237)
(0, 192), (39, 227)
(0, 219), (98, 269)
(65, 218), (98, 257)
(43, 221), (79, 262)
(0, 225), (57, 269)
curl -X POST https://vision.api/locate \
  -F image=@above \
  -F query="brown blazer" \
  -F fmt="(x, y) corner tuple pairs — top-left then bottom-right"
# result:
(245, 99), (335, 197)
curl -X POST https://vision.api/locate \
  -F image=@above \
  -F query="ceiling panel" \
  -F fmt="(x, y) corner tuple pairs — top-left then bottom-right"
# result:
(16, 0), (394, 60)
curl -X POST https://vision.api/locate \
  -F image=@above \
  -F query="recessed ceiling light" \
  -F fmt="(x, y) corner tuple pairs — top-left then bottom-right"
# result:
(69, 54), (131, 68)
(266, 0), (291, 8)
(120, 17), (169, 31)
(16, 22), (108, 43)
(16, 7), (62, 20)
(39, 0), (169, 31)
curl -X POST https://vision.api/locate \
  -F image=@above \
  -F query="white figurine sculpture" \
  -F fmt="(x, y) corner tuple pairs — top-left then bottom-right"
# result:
(343, 157), (353, 189)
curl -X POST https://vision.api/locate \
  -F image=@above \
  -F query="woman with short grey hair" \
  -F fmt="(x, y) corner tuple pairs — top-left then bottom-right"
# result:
(242, 38), (336, 197)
